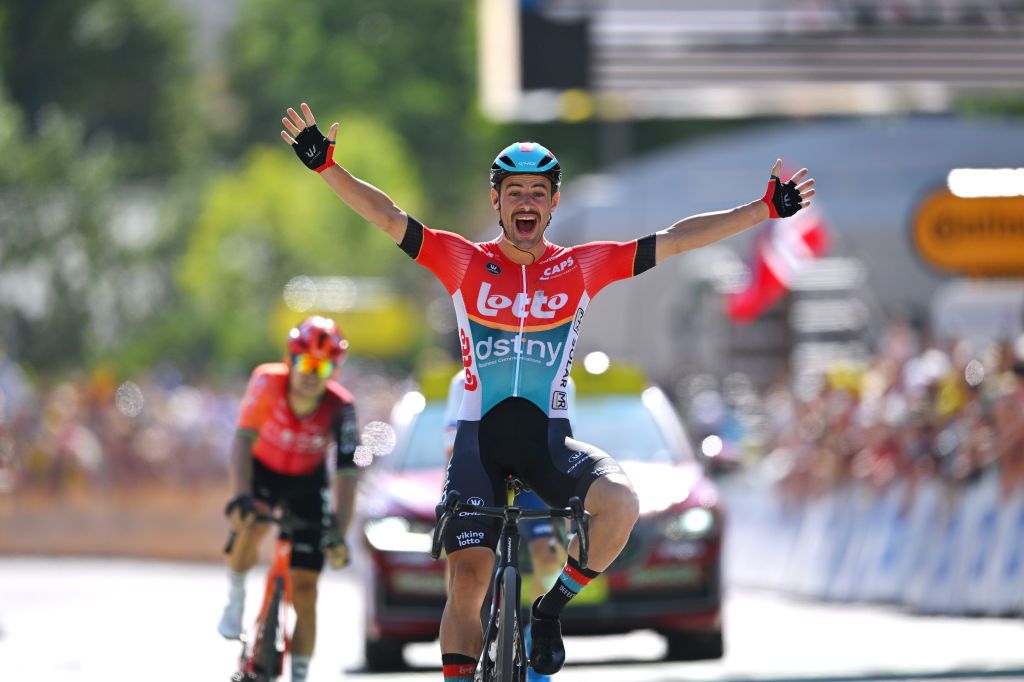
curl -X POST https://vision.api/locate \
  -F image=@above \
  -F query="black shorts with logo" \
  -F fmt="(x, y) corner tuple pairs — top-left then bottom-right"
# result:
(252, 458), (331, 571)
(441, 396), (624, 555)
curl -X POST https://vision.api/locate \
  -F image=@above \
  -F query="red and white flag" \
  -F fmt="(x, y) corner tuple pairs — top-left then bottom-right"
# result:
(725, 207), (829, 323)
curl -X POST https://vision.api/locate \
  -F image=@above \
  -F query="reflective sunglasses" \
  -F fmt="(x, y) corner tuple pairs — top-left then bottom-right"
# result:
(292, 353), (335, 379)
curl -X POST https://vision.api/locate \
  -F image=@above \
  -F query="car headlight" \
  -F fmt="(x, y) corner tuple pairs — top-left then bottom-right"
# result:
(363, 516), (433, 553)
(663, 507), (716, 539)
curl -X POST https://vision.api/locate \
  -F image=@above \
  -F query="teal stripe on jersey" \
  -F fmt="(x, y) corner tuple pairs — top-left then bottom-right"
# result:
(468, 320), (572, 416)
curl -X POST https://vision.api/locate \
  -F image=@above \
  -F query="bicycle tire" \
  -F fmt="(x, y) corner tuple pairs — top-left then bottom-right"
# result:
(495, 568), (520, 682)
(252, 576), (284, 681)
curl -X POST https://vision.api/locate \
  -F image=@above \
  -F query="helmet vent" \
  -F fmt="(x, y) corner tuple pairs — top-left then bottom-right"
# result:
(538, 155), (553, 167)
(498, 154), (515, 168)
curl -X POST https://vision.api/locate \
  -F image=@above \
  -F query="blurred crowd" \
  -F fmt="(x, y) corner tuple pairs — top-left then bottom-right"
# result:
(687, 322), (1024, 508)
(5, 321), (1024, 510)
(0, 357), (406, 497)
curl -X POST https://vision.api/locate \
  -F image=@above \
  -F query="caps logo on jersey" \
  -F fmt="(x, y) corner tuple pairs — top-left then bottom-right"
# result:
(486, 262), (502, 276)
(540, 256), (574, 280)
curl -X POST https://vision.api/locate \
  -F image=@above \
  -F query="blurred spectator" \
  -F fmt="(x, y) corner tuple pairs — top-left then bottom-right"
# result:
(683, 323), (1024, 512)
(2, 360), (404, 498)
(995, 359), (1024, 496)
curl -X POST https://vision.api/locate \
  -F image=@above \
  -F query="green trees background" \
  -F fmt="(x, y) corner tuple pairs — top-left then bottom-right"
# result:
(0, 0), (486, 377)
(6, 0), (1018, 380)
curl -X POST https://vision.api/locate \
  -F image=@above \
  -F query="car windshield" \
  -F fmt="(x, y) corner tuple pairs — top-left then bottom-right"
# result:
(394, 403), (448, 470)
(394, 395), (685, 471)
(572, 396), (681, 465)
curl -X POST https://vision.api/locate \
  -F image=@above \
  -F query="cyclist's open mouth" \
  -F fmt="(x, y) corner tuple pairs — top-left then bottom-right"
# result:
(513, 214), (539, 238)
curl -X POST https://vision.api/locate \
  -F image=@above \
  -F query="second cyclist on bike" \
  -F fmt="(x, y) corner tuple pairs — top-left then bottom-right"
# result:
(219, 316), (361, 682)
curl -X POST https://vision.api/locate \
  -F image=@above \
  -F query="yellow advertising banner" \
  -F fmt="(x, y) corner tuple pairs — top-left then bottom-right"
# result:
(912, 190), (1024, 276)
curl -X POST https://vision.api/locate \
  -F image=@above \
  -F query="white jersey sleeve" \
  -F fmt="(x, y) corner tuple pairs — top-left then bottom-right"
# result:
(442, 371), (465, 454)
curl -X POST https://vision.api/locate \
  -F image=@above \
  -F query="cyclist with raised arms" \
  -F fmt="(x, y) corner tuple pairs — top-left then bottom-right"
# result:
(218, 315), (360, 682)
(280, 103), (814, 680)
(442, 369), (576, 682)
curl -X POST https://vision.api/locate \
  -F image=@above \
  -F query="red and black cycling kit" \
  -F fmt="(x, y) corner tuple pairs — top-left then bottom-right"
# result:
(399, 216), (657, 553)
(237, 363), (359, 569)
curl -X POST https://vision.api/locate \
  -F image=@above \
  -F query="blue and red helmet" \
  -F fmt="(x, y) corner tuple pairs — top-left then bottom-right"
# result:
(490, 142), (561, 192)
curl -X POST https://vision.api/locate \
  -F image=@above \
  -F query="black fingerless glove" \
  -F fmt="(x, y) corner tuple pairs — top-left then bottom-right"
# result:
(322, 518), (345, 550)
(292, 124), (336, 173)
(225, 493), (255, 517)
(760, 175), (803, 219)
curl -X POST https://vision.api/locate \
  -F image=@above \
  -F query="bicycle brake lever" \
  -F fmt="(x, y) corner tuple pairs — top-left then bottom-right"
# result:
(431, 490), (461, 560)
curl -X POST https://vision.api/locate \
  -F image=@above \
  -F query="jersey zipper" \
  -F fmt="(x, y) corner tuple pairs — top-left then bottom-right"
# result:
(512, 264), (527, 396)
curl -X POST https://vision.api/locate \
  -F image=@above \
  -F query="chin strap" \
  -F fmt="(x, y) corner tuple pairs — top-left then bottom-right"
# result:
(498, 220), (538, 264)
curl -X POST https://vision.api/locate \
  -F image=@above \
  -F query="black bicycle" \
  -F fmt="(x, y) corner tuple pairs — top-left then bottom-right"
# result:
(431, 477), (591, 682)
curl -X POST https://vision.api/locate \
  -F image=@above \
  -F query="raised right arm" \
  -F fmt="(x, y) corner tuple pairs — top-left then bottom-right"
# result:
(281, 102), (408, 243)
(320, 165), (408, 242)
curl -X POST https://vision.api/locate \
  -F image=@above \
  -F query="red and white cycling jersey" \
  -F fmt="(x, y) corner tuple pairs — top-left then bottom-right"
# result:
(237, 363), (359, 476)
(400, 217), (656, 421)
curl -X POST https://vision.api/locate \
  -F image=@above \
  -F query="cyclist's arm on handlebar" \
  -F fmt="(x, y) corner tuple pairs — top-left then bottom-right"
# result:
(332, 469), (359, 539)
(229, 430), (257, 498)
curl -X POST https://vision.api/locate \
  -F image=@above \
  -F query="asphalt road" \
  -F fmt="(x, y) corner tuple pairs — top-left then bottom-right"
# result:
(1, 557), (1023, 682)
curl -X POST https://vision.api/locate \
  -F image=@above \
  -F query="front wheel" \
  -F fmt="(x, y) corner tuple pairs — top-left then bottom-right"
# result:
(493, 568), (521, 682)
(251, 577), (284, 680)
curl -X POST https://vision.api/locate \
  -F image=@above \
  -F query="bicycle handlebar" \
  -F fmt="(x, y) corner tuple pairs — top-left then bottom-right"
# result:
(223, 510), (319, 555)
(430, 489), (592, 569)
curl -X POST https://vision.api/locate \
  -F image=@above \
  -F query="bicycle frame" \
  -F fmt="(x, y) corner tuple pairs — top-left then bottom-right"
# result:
(481, 483), (527, 681)
(245, 538), (294, 678)
(432, 482), (589, 682)
(227, 512), (308, 682)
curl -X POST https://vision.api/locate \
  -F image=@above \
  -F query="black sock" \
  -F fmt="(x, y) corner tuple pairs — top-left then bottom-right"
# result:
(442, 652), (476, 681)
(536, 554), (601, 619)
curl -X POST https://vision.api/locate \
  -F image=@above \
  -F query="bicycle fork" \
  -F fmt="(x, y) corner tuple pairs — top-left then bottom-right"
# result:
(481, 511), (526, 681)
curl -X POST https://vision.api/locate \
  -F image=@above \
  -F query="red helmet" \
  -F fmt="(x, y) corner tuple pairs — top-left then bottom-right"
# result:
(287, 316), (348, 362)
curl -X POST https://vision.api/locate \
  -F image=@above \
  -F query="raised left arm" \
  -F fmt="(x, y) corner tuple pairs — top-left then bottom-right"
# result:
(654, 159), (814, 264)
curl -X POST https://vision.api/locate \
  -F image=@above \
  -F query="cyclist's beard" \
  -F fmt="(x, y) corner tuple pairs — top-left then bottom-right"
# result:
(498, 214), (550, 264)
